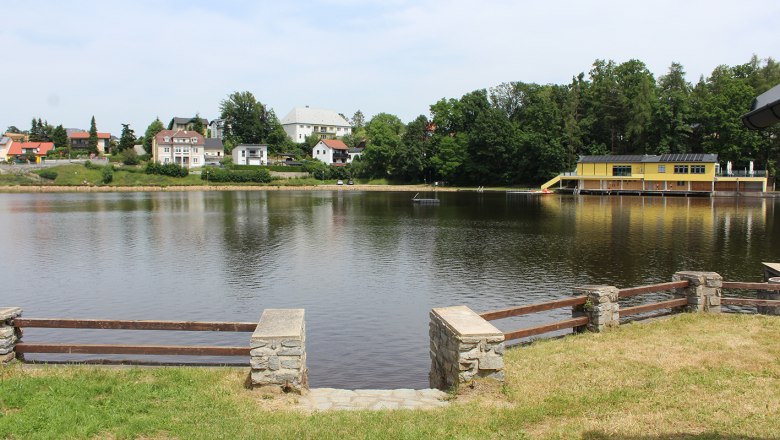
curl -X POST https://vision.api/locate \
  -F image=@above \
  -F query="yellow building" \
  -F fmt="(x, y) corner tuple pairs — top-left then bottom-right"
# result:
(542, 154), (767, 194)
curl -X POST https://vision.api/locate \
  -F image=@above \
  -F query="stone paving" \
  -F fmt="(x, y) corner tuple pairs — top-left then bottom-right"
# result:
(298, 388), (450, 411)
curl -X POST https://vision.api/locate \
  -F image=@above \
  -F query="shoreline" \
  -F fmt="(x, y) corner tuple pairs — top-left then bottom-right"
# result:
(0, 184), (459, 193)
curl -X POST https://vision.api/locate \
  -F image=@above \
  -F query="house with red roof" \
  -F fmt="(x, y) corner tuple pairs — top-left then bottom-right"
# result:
(7, 141), (54, 163)
(152, 129), (205, 168)
(68, 131), (112, 154)
(312, 139), (351, 165)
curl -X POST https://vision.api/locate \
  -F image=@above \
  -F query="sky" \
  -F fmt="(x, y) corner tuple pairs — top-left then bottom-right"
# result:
(2, 0), (779, 136)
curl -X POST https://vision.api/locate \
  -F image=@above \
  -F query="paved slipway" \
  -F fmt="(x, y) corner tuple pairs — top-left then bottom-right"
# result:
(298, 388), (450, 411)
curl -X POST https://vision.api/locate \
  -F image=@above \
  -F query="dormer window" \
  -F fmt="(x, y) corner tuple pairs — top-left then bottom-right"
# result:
(191, 138), (198, 143)
(164, 137), (170, 142)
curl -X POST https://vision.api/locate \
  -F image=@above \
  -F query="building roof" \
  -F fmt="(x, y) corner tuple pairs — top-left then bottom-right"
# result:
(743, 83), (780, 130)
(280, 107), (350, 127)
(0, 136), (10, 146)
(8, 142), (54, 156)
(204, 138), (224, 149)
(578, 154), (718, 164)
(155, 129), (205, 144)
(69, 132), (111, 139)
(319, 139), (348, 150)
(173, 117), (209, 125)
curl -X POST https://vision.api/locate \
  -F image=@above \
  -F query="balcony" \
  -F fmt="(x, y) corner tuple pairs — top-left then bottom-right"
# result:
(716, 170), (766, 177)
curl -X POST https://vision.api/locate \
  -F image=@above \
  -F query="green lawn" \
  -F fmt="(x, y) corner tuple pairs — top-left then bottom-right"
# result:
(1, 313), (778, 439)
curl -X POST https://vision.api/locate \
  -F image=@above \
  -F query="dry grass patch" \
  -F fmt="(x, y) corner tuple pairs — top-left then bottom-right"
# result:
(503, 313), (780, 438)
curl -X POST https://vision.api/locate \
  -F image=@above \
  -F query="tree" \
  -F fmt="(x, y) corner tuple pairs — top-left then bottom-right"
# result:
(219, 91), (284, 151)
(88, 116), (98, 155)
(5, 126), (21, 134)
(190, 113), (205, 135)
(51, 125), (69, 150)
(652, 62), (692, 154)
(351, 110), (365, 129)
(29, 118), (52, 142)
(143, 118), (165, 154)
(118, 123), (136, 153)
(360, 113), (404, 178)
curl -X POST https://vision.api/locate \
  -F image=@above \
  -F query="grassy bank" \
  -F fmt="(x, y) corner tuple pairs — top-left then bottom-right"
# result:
(1, 313), (778, 439)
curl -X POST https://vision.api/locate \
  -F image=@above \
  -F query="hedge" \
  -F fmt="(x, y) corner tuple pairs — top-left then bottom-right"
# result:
(201, 168), (272, 183)
(145, 162), (189, 177)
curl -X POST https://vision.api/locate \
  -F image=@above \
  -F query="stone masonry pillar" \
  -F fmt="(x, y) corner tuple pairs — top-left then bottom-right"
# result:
(429, 306), (505, 391)
(571, 286), (620, 332)
(0, 307), (22, 364)
(250, 309), (307, 393)
(672, 271), (722, 313)
(758, 277), (780, 315)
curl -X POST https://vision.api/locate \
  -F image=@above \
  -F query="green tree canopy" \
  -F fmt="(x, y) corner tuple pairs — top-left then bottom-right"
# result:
(143, 118), (165, 155)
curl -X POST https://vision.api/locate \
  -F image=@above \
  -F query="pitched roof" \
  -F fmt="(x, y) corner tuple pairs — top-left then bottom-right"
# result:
(69, 132), (111, 139)
(8, 142), (54, 156)
(173, 117), (209, 125)
(154, 129), (205, 144)
(320, 139), (348, 150)
(204, 138), (223, 149)
(280, 107), (350, 127)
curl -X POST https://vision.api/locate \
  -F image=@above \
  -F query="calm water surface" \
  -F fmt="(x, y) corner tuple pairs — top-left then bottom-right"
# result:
(1, 191), (777, 388)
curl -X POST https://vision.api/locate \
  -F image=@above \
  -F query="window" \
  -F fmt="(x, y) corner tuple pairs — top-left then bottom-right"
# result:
(164, 158), (170, 164)
(163, 147), (169, 153)
(658, 165), (666, 173)
(193, 157), (199, 164)
(691, 165), (705, 174)
(191, 138), (198, 143)
(175, 147), (181, 153)
(299, 125), (303, 128)
(164, 137), (170, 142)
(674, 165), (689, 174)
(299, 134), (302, 139)
(193, 148), (198, 153)
(241, 150), (245, 157)
(612, 165), (631, 176)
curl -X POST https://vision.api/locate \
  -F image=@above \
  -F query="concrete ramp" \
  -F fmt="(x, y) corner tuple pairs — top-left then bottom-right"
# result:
(540, 174), (562, 190)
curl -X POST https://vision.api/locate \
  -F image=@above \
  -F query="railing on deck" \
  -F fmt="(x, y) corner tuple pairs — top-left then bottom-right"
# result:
(14, 318), (255, 360)
(722, 281), (780, 307)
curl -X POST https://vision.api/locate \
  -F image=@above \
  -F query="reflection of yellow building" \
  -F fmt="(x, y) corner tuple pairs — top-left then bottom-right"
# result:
(542, 154), (767, 194)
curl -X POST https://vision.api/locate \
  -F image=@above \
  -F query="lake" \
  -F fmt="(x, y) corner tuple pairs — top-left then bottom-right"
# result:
(1, 191), (777, 388)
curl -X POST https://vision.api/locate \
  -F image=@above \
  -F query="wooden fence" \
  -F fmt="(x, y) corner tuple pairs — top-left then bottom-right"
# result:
(13, 318), (256, 361)
(479, 278), (780, 343)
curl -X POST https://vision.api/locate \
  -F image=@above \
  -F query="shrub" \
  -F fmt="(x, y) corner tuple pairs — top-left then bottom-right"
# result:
(201, 168), (272, 183)
(102, 166), (113, 184)
(121, 149), (140, 166)
(38, 169), (58, 180)
(145, 162), (189, 178)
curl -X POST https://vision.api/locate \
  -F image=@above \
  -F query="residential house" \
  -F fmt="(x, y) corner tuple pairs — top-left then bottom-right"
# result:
(232, 144), (268, 166)
(312, 139), (350, 165)
(203, 138), (225, 165)
(69, 131), (111, 154)
(171, 117), (208, 134)
(0, 137), (12, 162)
(542, 154), (768, 194)
(280, 106), (352, 143)
(3, 132), (28, 142)
(208, 118), (225, 139)
(152, 129), (205, 168)
(7, 142), (54, 163)
(348, 140), (366, 163)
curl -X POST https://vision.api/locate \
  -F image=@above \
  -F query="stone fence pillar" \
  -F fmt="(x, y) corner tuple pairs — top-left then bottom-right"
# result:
(758, 277), (780, 315)
(672, 271), (722, 313)
(571, 286), (620, 332)
(250, 309), (307, 393)
(1, 307), (22, 364)
(429, 306), (505, 391)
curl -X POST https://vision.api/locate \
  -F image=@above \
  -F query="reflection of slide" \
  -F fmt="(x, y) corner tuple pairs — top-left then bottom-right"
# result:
(540, 174), (561, 190)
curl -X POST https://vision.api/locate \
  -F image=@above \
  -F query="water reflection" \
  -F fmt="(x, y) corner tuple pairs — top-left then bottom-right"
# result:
(0, 192), (776, 388)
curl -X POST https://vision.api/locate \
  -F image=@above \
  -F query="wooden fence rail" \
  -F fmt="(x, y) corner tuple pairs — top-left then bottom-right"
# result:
(12, 317), (257, 359)
(722, 282), (780, 291)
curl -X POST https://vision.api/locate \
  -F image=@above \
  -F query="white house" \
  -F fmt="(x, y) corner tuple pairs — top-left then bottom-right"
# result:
(280, 106), (352, 143)
(153, 129), (205, 168)
(208, 118), (225, 139)
(232, 144), (268, 166)
(312, 139), (350, 165)
(204, 138), (225, 165)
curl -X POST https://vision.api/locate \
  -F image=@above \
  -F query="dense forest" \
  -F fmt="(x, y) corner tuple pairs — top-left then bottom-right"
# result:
(342, 55), (779, 185)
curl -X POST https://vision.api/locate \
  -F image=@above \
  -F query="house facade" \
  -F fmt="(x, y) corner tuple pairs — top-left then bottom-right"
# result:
(208, 118), (225, 139)
(171, 117), (208, 134)
(0, 137), (11, 162)
(203, 138), (225, 165)
(542, 154), (768, 194)
(152, 129), (205, 168)
(280, 106), (352, 143)
(7, 141), (54, 163)
(232, 144), (268, 166)
(69, 132), (111, 154)
(312, 139), (350, 165)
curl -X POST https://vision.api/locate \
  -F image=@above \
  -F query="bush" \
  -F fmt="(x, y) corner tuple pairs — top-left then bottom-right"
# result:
(84, 160), (97, 169)
(121, 149), (140, 166)
(201, 168), (272, 183)
(102, 166), (113, 184)
(38, 169), (58, 180)
(145, 162), (189, 178)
